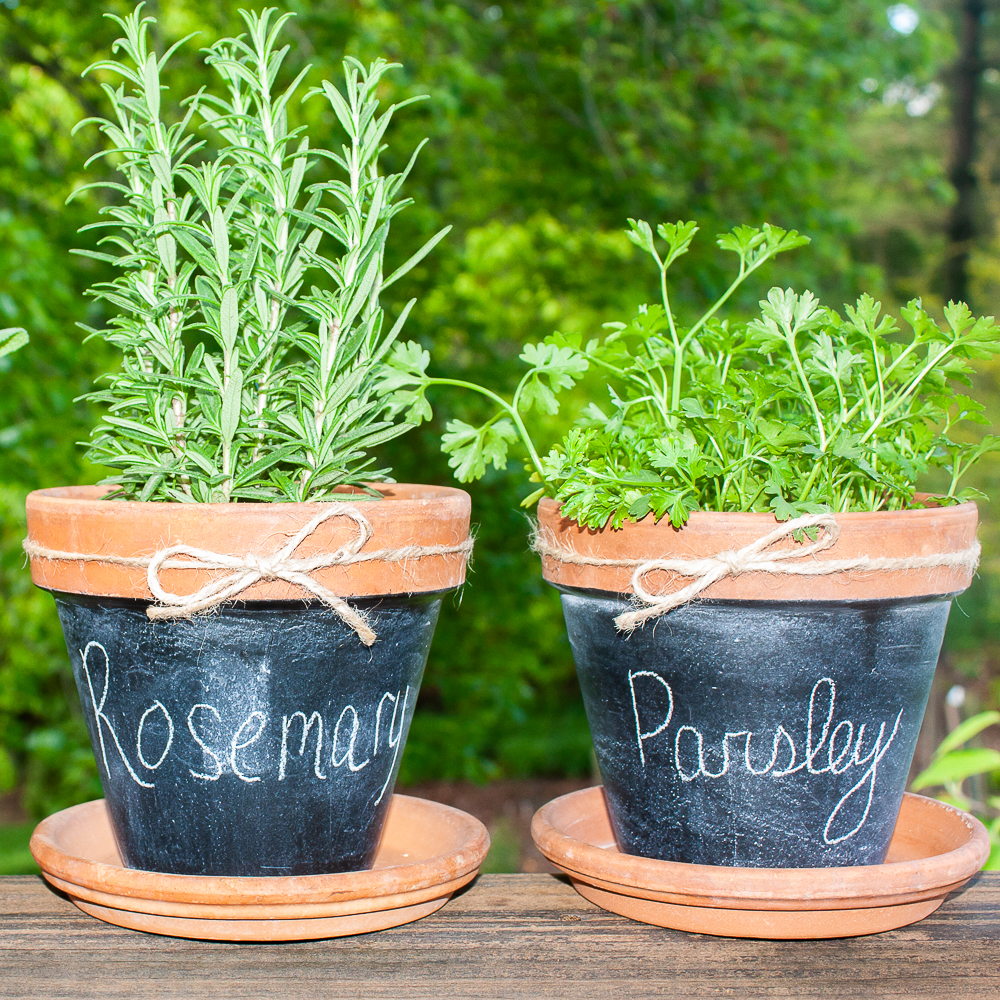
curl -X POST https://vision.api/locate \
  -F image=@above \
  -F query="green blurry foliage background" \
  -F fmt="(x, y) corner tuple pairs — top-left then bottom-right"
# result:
(1, 0), (997, 816)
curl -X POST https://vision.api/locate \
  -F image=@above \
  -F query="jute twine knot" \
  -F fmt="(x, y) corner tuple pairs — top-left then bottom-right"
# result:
(24, 505), (474, 647)
(532, 511), (981, 634)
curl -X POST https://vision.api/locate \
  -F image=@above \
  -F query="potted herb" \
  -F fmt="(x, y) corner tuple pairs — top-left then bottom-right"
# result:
(388, 220), (997, 867)
(23, 7), (471, 878)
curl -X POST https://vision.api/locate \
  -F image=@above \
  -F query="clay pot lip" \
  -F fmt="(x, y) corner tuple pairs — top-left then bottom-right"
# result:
(31, 795), (490, 904)
(537, 495), (978, 533)
(535, 495), (980, 602)
(29, 481), (470, 509)
(25, 482), (471, 601)
(550, 584), (964, 604)
(532, 786), (991, 906)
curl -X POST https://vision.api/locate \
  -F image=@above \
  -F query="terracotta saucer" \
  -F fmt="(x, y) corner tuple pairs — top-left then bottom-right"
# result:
(531, 787), (990, 939)
(30, 794), (489, 941)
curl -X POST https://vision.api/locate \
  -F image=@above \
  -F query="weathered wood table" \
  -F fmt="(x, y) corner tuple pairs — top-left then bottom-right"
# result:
(1, 873), (998, 999)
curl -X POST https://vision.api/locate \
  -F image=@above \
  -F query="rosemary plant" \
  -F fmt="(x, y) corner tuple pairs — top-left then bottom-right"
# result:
(387, 221), (1000, 528)
(75, 5), (447, 502)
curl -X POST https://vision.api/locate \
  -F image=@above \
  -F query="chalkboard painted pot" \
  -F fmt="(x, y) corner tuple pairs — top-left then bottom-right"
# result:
(536, 498), (980, 868)
(24, 484), (471, 877)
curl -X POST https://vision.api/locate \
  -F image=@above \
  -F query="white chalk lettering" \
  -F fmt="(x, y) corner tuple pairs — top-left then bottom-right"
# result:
(280, 711), (327, 780)
(743, 729), (781, 776)
(187, 704), (223, 781)
(629, 670), (673, 770)
(806, 678), (835, 774)
(76, 641), (413, 791)
(674, 725), (748, 781)
(136, 701), (174, 770)
(674, 725), (704, 782)
(771, 725), (803, 777)
(331, 705), (371, 773)
(374, 692), (397, 756)
(823, 710), (903, 845)
(230, 711), (267, 783)
(628, 672), (905, 845)
(828, 720), (855, 774)
(80, 642), (154, 788)
(374, 686), (410, 806)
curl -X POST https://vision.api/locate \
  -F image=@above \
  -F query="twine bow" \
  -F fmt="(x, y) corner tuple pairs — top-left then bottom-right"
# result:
(617, 513), (842, 632)
(24, 505), (475, 647)
(144, 507), (377, 643)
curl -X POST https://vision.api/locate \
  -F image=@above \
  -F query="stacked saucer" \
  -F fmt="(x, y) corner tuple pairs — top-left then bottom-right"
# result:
(31, 794), (489, 941)
(532, 787), (989, 939)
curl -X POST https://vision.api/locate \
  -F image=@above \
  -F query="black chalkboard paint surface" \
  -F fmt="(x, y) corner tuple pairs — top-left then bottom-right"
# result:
(560, 589), (950, 868)
(55, 592), (443, 877)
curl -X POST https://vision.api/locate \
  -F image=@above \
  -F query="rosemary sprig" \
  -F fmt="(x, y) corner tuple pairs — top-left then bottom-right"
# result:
(74, 4), (447, 502)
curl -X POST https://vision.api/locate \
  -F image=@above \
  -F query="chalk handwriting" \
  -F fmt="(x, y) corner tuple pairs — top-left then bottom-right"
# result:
(81, 642), (154, 789)
(629, 670), (673, 769)
(375, 686), (410, 806)
(78, 641), (411, 794)
(230, 711), (266, 783)
(280, 711), (326, 780)
(331, 705), (371, 773)
(629, 672), (903, 845)
(187, 704), (223, 781)
(136, 700), (173, 771)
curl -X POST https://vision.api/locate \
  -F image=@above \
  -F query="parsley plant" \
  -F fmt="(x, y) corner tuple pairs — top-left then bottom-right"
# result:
(387, 220), (1000, 528)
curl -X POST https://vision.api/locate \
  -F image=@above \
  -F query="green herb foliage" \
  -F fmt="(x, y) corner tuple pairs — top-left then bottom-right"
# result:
(389, 221), (1000, 528)
(76, 5), (445, 502)
(913, 709), (1000, 869)
(0, 328), (27, 363)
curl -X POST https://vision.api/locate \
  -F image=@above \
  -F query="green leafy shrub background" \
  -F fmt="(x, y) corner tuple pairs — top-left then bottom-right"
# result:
(3, 1), (998, 821)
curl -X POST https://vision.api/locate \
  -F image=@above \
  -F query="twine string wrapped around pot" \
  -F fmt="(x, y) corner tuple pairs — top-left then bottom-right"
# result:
(532, 512), (982, 633)
(23, 505), (474, 647)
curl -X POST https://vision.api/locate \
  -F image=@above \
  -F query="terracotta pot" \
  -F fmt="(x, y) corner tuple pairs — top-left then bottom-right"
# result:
(535, 499), (979, 868)
(25, 484), (471, 877)
(27, 484), (470, 601)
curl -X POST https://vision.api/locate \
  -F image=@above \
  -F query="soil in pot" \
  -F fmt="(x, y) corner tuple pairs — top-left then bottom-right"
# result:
(536, 499), (980, 869)
(25, 485), (471, 877)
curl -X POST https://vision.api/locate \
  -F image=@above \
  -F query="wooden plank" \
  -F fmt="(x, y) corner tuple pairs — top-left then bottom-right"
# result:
(0, 873), (997, 999)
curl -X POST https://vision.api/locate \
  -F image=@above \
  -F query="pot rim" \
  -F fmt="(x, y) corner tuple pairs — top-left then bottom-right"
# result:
(535, 497), (980, 602)
(32, 481), (468, 507)
(25, 482), (472, 602)
(537, 494), (978, 528)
